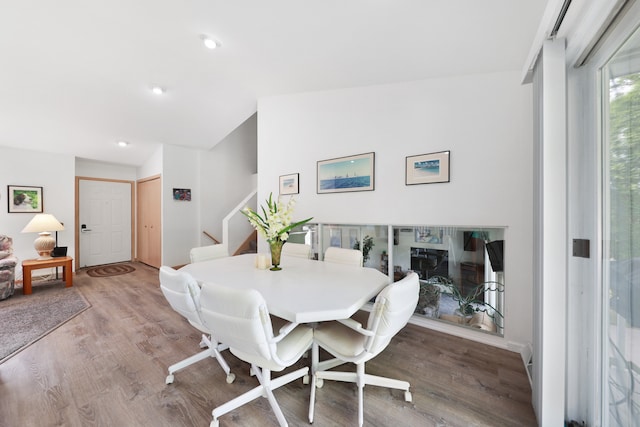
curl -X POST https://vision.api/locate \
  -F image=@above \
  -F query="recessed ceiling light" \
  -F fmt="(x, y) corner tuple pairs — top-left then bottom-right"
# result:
(117, 141), (129, 147)
(203, 38), (217, 49)
(200, 34), (219, 50)
(151, 86), (165, 95)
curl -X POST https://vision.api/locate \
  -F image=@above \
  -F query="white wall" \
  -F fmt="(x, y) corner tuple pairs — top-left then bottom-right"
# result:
(258, 71), (534, 349)
(162, 144), (202, 267)
(200, 113), (257, 252)
(137, 145), (163, 180)
(75, 158), (137, 181)
(0, 146), (75, 276)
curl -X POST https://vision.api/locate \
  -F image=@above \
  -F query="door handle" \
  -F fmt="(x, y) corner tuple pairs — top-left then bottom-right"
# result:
(81, 224), (92, 232)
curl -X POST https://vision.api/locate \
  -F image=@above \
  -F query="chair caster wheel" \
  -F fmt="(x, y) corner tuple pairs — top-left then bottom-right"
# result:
(316, 378), (324, 388)
(303, 375), (310, 385)
(404, 390), (412, 402)
(226, 373), (236, 384)
(165, 374), (174, 385)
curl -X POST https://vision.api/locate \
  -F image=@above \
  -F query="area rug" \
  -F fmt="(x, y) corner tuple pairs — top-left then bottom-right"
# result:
(0, 282), (91, 363)
(86, 263), (135, 277)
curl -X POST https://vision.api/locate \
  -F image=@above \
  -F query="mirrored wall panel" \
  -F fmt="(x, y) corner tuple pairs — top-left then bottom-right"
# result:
(292, 223), (506, 336)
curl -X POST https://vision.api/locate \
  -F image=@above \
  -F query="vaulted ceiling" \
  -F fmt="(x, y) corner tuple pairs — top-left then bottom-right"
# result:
(0, 1), (548, 166)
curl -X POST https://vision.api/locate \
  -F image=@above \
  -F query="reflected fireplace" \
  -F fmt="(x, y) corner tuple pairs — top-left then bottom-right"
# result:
(410, 247), (449, 280)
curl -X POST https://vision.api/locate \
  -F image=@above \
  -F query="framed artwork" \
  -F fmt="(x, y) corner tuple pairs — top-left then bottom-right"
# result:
(329, 228), (342, 247)
(405, 150), (450, 185)
(279, 173), (299, 195)
(8, 185), (43, 213)
(317, 152), (375, 194)
(173, 188), (191, 201)
(415, 227), (443, 244)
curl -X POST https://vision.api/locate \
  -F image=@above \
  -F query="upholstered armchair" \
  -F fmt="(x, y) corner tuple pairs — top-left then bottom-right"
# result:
(189, 244), (229, 263)
(323, 247), (364, 266)
(281, 242), (312, 259)
(309, 272), (420, 426)
(159, 266), (235, 385)
(0, 235), (18, 300)
(199, 282), (313, 427)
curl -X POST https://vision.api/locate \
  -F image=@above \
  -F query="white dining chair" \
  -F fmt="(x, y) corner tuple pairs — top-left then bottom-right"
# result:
(281, 242), (312, 259)
(308, 272), (420, 426)
(199, 282), (313, 427)
(189, 244), (229, 263)
(158, 266), (235, 385)
(323, 246), (363, 267)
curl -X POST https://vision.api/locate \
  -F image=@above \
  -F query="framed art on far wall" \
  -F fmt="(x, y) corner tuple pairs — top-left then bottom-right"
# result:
(172, 188), (191, 201)
(317, 152), (375, 194)
(405, 150), (450, 185)
(279, 173), (299, 195)
(8, 185), (43, 213)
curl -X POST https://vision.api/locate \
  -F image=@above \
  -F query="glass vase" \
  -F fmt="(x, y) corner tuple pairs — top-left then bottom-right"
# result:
(269, 239), (284, 271)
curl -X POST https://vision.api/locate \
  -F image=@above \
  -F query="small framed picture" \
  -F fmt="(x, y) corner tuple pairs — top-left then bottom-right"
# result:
(279, 173), (299, 195)
(317, 152), (375, 194)
(8, 185), (43, 213)
(172, 188), (191, 201)
(405, 150), (450, 185)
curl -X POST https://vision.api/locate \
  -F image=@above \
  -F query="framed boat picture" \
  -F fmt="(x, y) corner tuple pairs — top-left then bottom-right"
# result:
(317, 152), (375, 194)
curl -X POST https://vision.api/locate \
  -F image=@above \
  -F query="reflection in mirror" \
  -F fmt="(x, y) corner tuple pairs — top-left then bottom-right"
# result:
(292, 223), (505, 336)
(392, 226), (505, 335)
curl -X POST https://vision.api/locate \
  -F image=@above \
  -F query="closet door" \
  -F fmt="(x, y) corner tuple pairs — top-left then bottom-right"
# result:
(137, 176), (161, 268)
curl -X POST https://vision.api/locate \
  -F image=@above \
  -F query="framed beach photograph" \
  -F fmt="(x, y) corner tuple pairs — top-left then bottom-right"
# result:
(279, 173), (299, 195)
(317, 152), (375, 194)
(8, 185), (43, 213)
(405, 150), (450, 185)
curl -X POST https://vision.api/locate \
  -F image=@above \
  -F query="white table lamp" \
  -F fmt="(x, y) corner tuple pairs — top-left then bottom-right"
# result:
(21, 214), (65, 259)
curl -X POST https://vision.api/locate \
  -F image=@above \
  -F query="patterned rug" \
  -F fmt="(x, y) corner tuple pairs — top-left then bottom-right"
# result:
(0, 281), (91, 363)
(86, 263), (135, 277)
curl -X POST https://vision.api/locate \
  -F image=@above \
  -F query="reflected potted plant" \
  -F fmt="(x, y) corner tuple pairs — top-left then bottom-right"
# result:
(353, 235), (375, 264)
(427, 276), (504, 323)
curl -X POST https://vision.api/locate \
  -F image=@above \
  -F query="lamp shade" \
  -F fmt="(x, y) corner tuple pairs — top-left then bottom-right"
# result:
(21, 214), (65, 233)
(21, 214), (64, 259)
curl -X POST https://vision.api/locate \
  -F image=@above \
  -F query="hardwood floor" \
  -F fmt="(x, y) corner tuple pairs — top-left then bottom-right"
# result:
(0, 262), (537, 427)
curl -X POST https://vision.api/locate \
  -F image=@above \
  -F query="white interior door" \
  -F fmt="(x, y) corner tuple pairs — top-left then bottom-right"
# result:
(79, 179), (132, 267)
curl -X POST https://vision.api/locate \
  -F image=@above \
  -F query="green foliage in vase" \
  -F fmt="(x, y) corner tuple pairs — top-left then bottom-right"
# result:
(242, 192), (313, 244)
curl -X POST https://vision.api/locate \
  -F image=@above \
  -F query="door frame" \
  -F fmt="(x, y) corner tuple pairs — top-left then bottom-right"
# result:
(75, 176), (136, 266)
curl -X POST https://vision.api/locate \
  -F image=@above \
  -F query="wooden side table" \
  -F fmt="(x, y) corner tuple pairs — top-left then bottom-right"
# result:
(22, 256), (73, 295)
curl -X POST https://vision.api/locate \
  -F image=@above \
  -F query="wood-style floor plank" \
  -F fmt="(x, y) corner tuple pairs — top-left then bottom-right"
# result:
(0, 262), (537, 426)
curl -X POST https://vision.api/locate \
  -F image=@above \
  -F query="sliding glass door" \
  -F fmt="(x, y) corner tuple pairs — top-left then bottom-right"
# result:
(603, 26), (640, 426)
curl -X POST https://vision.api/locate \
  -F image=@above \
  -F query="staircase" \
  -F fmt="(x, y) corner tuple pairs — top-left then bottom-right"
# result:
(234, 230), (257, 255)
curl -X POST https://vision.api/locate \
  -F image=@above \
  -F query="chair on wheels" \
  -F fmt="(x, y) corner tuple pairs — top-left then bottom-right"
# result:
(309, 272), (420, 426)
(189, 244), (229, 263)
(323, 246), (363, 267)
(199, 282), (313, 427)
(158, 266), (235, 385)
(281, 242), (312, 259)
